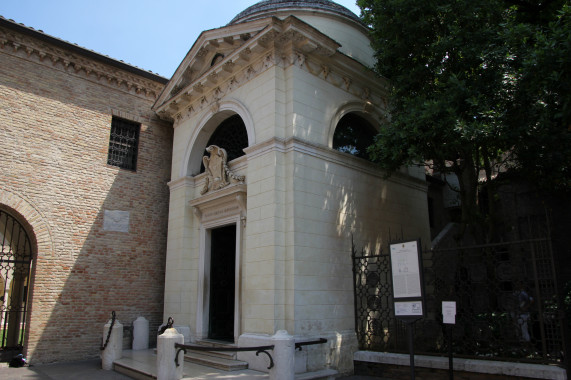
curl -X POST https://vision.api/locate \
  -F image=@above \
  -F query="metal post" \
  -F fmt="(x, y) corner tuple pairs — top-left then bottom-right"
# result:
(448, 325), (453, 380)
(406, 321), (415, 380)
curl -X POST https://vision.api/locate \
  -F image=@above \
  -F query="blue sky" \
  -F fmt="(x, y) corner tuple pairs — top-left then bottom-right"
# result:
(0, 0), (361, 78)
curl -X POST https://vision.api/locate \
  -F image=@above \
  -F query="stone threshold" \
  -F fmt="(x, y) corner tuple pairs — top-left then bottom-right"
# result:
(354, 351), (567, 380)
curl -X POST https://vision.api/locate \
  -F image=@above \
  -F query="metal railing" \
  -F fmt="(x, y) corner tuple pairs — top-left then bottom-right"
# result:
(352, 224), (567, 365)
(174, 338), (327, 369)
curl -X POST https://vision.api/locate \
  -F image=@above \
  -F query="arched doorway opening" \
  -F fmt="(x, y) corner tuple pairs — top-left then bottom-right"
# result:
(0, 209), (33, 362)
(191, 113), (249, 343)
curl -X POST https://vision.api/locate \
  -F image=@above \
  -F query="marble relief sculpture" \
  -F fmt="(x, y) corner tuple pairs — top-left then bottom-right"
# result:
(201, 145), (245, 195)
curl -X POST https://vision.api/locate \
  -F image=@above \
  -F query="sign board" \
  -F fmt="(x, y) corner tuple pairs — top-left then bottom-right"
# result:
(395, 301), (423, 317)
(389, 239), (425, 319)
(442, 301), (456, 324)
(390, 240), (422, 298)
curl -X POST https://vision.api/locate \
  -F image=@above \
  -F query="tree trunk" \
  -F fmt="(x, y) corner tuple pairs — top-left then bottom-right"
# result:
(455, 153), (483, 242)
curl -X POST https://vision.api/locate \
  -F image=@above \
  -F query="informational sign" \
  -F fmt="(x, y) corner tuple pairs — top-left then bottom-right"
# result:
(395, 301), (423, 317)
(389, 239), (425, 319)
(442, 301), (456, 324)
(389, 239), (425, 380)
(390, 240), (422, 298)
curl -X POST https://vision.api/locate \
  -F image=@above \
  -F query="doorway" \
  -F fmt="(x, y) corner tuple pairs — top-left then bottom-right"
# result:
(0, 210), (33, 362)
(208, 224), (236, 342)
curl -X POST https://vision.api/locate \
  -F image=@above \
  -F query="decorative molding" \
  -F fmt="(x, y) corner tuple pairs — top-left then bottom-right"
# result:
(163, 51), (386, 130)
(167, 176), (196, 192)
(154, 16), (361, 123)
(0, 24), (164, 101)
(244, 137), (428, 192)
(189, 183), (247, 225)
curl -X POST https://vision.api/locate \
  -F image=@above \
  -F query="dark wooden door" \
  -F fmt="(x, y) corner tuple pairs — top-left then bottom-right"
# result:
(208, 224), (236, 342)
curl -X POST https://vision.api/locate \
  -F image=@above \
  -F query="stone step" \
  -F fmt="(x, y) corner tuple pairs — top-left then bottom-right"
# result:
(295, 368), (339, 380)
(114, 359), (156, 380)
(184, 350), (249, 371)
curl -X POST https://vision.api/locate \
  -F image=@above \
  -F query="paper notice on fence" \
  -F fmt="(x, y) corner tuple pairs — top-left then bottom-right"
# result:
(390, 241), (422, 298)
(442, 301), (456, 324)
(395, 301), (423, 316)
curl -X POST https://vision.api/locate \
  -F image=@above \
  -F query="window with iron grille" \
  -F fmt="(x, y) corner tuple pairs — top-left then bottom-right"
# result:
(107, 117), (140, 171)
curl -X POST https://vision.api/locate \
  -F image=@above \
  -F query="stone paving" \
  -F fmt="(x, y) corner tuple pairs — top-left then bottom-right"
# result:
(0, 359), (131, 380)
(0, 355), (383, 380)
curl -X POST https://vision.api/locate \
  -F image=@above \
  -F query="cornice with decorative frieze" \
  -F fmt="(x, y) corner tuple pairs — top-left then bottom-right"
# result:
(155, 16), (357, 125)
(157, 23), (388, 128)
(244, 136), (427, 192)
(0, 25), (164, 101)
(163, 46), (389, 129)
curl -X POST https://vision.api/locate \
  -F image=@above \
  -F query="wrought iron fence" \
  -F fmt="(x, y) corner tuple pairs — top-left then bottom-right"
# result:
(0, 209), (33, 362)
(352, 225), (567, 365)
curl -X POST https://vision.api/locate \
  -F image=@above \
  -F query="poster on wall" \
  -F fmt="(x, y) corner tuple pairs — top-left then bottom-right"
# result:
(389, 239), (425, 319)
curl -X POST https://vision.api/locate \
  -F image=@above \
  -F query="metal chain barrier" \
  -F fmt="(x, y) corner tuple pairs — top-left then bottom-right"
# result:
(100, 311), (116, 350)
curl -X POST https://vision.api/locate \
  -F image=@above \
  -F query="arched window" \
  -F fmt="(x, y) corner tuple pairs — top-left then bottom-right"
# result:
(200, 114), (248, 173)
(333, 113), (377, 160)
(0, 209), (32, 349)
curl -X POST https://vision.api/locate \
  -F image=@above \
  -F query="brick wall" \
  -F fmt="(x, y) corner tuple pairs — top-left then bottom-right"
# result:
(0, 22), (173, 363)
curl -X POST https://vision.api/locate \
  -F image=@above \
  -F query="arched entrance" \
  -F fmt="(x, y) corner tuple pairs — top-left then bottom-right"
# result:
(0, 209), (33, 361)
(189, 113), (249, 343)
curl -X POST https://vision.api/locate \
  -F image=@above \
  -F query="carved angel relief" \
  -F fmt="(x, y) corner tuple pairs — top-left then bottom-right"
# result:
(201, 145), (245, 195)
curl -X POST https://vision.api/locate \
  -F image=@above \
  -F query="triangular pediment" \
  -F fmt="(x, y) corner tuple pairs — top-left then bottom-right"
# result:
(164, 21), (267, 102)
(152, 16), (341, 121)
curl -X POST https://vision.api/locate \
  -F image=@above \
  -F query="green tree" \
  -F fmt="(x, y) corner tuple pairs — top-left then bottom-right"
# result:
(358, 0), (570, 239)
(506, 2), (571, 189)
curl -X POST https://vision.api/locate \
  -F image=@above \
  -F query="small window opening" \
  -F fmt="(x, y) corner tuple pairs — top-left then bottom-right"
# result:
(333, 113), (377, 160)
(211, 53), (225, 67)
(107, 116), (140, 171)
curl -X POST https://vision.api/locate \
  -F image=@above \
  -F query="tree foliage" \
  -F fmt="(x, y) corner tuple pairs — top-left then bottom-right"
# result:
(358, 0), (570, 235)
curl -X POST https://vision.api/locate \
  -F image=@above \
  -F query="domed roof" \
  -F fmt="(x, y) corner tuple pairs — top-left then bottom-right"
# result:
(228, 0), (361, 25)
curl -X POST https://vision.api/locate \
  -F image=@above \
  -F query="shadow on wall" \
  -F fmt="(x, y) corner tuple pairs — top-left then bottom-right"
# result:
(0, 59), (173, 363)
(31, 141), (172, 363)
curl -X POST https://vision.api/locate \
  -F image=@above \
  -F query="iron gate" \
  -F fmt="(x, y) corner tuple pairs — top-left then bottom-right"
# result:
(0, 209), (33, 359)
(352, 224), (567, 365)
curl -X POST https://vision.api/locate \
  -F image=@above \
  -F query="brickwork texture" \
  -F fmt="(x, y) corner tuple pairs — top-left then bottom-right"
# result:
(0, 24), (173, 363)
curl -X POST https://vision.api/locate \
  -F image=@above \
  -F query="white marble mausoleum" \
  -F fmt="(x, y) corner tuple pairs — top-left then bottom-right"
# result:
(152, 0), (430, 375)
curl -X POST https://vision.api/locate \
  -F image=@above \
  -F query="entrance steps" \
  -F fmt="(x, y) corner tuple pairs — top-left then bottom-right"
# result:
(113, 349), (158, 379)
(183, 340), (248, 371)
(113, 348), (264, 379)
(113, 348), (338, 380)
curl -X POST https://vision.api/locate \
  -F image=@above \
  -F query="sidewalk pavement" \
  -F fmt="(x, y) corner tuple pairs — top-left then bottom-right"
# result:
(0, 359), (131, 380)
(0, 358), (383, 380)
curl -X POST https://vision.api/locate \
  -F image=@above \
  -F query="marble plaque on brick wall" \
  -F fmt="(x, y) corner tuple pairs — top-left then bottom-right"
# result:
(103, 210), (130, 232)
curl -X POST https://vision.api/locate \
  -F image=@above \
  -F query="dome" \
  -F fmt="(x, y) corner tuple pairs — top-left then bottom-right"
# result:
(228, 0), (362, 26)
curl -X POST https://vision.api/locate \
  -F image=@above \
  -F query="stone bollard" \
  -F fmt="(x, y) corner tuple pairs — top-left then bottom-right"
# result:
(101, 317), (123, 370)
(270, 330), (295, 380)
(132, 316), (149, 350)
(157, 328), (184, 380)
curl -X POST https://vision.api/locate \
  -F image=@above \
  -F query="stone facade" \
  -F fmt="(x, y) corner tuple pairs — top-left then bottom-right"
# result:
(156, 8), (430, 376)
(0, 18), (172, 363)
